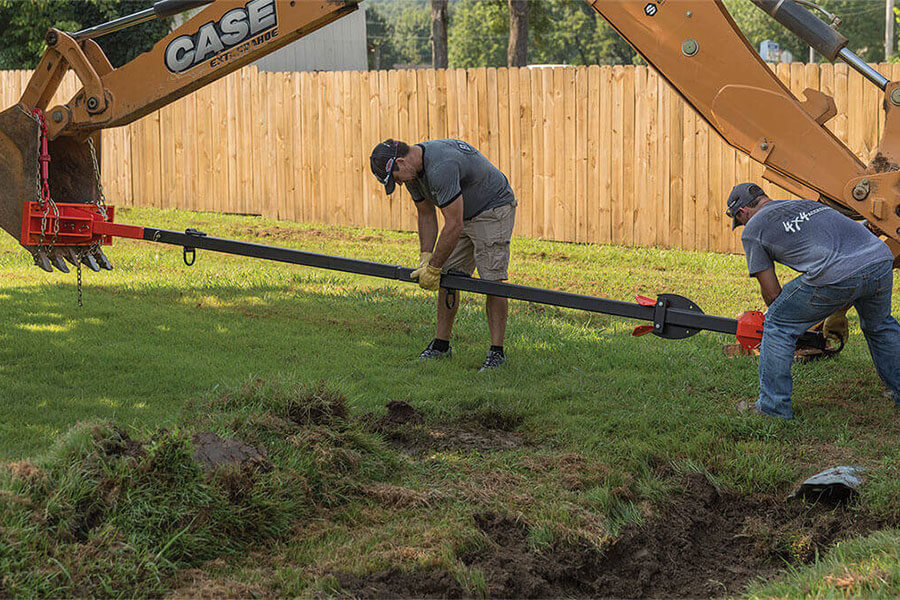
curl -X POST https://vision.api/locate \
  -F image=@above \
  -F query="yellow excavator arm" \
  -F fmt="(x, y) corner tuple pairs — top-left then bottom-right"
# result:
(587, 0), (900, 259)
(0, 0), (358, 272)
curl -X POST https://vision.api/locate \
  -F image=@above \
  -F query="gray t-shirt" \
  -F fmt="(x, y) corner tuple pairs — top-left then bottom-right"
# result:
(404, 139), (515, 220)
(741, 199), (893, 285)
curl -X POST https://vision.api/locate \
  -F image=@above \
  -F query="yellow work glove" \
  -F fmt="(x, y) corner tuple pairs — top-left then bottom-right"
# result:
(413, 264), (442, 291)
(823, 312), (849, 344)
(410, 251), (432, 280)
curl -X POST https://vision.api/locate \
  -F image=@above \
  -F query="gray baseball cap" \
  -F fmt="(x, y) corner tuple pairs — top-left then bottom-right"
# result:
(726, 182), (766, 229)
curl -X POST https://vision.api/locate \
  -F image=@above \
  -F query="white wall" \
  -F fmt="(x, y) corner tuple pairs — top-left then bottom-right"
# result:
(253, 6), (368, 73)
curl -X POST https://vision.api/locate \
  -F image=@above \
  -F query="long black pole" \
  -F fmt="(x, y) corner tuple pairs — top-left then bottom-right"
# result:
(143, 227), (738, 336)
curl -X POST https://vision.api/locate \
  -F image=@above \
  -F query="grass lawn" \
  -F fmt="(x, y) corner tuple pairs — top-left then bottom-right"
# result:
(2, 206), (899, 598)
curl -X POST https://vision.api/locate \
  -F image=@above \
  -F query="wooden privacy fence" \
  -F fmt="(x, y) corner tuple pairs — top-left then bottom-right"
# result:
(1, 63), (896, 254)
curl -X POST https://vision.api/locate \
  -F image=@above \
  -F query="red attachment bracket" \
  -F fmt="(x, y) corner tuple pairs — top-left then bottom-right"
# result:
(20, 201), (144, 246)
(632, 324), (654, 337)
(635, 294), (655, 306)
(736, 310), (766, 350)
(632, 295), (658, 336)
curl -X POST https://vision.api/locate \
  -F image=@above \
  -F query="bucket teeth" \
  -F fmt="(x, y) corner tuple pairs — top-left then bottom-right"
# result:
(62, 248), (81, 266)
(81, 252), (101, 272)
(93, 247), (113, 270)
(33, 249), (53, 273)
(50, 250), (69, 273)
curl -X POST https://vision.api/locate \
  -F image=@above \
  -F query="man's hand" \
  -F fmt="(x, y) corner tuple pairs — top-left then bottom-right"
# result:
(412, 264), (442, 291)
(823, 311), (849, 344)
(410, 251), (433, 280)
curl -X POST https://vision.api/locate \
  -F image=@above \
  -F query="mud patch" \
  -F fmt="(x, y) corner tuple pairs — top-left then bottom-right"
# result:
(365, 401), (525, 455)
(98, 426), (146, 459)
(191, 432), (271, 473)
(335, 569), (465, 599)
(338, 474), (889, 599)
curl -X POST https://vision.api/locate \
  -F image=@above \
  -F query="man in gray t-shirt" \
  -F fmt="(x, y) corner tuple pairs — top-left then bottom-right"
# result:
(727, 182), (900, 420)
(369, 139), (517, 371)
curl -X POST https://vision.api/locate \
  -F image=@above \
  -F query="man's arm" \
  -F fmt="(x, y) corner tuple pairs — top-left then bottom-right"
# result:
(415, 200), (439, 253)
(429, 196), (464, 268)
(754, 267), (782, 306)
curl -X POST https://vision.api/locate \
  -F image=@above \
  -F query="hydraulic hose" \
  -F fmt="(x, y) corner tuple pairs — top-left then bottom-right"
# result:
(750, 0), (848, 62)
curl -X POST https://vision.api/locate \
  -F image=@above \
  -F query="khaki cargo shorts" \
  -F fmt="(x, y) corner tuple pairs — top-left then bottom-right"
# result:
(444, 202), (516, 281)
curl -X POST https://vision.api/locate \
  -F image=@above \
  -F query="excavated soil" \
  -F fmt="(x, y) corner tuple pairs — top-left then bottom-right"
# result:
(364, 400), (526, 455)
(191, 432), (271, 473)
(336, 473), (890, 599)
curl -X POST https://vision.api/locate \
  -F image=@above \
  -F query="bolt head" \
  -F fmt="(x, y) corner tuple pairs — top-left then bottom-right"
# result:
(86, 97), (99, 110)
(891, 88), (900, 106)
(52, 110), (63, 123)
(686, 10), (693, 17)
(682, 39), (699, 56)
(760, 142), (769, 151)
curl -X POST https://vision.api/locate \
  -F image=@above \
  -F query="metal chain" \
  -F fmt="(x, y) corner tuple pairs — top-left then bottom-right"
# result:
(77, 263), (83, 307)
(87, 137), (109, 221)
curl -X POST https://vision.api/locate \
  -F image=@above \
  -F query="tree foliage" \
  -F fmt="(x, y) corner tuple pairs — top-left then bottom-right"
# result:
(448, 0), (635, 68)
(0, 0), (172, 70)
(725, 0), (888, 62)
(447, 0), (507, 68)
(366, 0), (431, 69)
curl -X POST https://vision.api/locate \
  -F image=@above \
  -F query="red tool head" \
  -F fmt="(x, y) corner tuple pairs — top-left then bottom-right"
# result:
(736, 310), (765, 350)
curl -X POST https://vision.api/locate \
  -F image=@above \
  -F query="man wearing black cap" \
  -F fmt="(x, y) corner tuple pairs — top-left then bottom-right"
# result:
(370, 138), (517, 370)
(727, 182), (900, 419)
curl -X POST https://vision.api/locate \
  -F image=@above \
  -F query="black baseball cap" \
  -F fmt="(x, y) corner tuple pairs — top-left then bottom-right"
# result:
(726, 182), (766, 229)
(370, 139), (399, 194)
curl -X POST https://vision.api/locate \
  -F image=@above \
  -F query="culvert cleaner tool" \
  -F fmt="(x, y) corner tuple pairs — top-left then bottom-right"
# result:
(19, 200), (842, 358)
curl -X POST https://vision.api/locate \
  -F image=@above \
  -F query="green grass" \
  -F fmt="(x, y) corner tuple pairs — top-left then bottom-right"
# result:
(2, 206), (900, 597)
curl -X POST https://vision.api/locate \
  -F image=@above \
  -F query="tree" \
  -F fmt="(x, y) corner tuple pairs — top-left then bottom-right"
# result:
(724, 0), (885, 62)
(366, 5), (399, 70)
(0, 0), (172, 70)
(392, 3), (431, 67)
(448, 0), (636, 68)
(508, 0), (529, 67)
(448, 0), (507, 68)
(431, 0), (448, 68)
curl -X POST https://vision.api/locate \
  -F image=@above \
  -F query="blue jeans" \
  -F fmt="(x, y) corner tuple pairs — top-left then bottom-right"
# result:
(757, 260), (900, 419)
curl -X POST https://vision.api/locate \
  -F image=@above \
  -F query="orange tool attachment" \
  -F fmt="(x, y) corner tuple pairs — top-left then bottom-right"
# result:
(20, 201), (144, 247)
(736, 310), (766, 351)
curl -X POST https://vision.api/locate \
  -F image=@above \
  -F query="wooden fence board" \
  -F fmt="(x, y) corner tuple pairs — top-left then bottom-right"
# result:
(2, 62), (889, 255)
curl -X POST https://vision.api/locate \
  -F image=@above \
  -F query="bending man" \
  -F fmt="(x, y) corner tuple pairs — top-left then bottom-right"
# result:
(727, 182), (900, 419)
(370, 139), (517, 371)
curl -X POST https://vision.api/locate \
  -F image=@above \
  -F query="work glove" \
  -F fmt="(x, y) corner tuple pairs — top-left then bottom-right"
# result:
(823, 312), (849, 344)
(412, 264), (442, 291)
(410, 251), (432, 281)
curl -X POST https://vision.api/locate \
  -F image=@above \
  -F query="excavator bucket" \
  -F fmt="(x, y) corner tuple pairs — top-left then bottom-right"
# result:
(0, 106), (39, 249)
(0, 104), (111, 272)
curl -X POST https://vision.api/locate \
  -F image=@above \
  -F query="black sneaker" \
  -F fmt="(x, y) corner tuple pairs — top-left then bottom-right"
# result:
(418, 341), (451, 360)
(479, 350), (506, 371)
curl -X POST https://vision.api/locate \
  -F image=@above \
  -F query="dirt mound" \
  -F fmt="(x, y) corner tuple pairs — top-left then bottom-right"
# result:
(337, 474), (888, 599)
(98, 426), (146, 459)
(590, 473), (884, 598)
(365, 401), (525, 454)
(191, 432), (270, 472)
(335, 569), (465, 599)
(285, 382), (348, 427)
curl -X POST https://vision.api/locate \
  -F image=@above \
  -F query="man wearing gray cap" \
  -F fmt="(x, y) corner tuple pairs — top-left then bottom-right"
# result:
(727, 182), (900, 419)
(369, 138), (517, 371)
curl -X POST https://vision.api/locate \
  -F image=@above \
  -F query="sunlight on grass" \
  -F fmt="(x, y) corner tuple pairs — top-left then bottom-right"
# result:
(1, 206), (899, 597)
